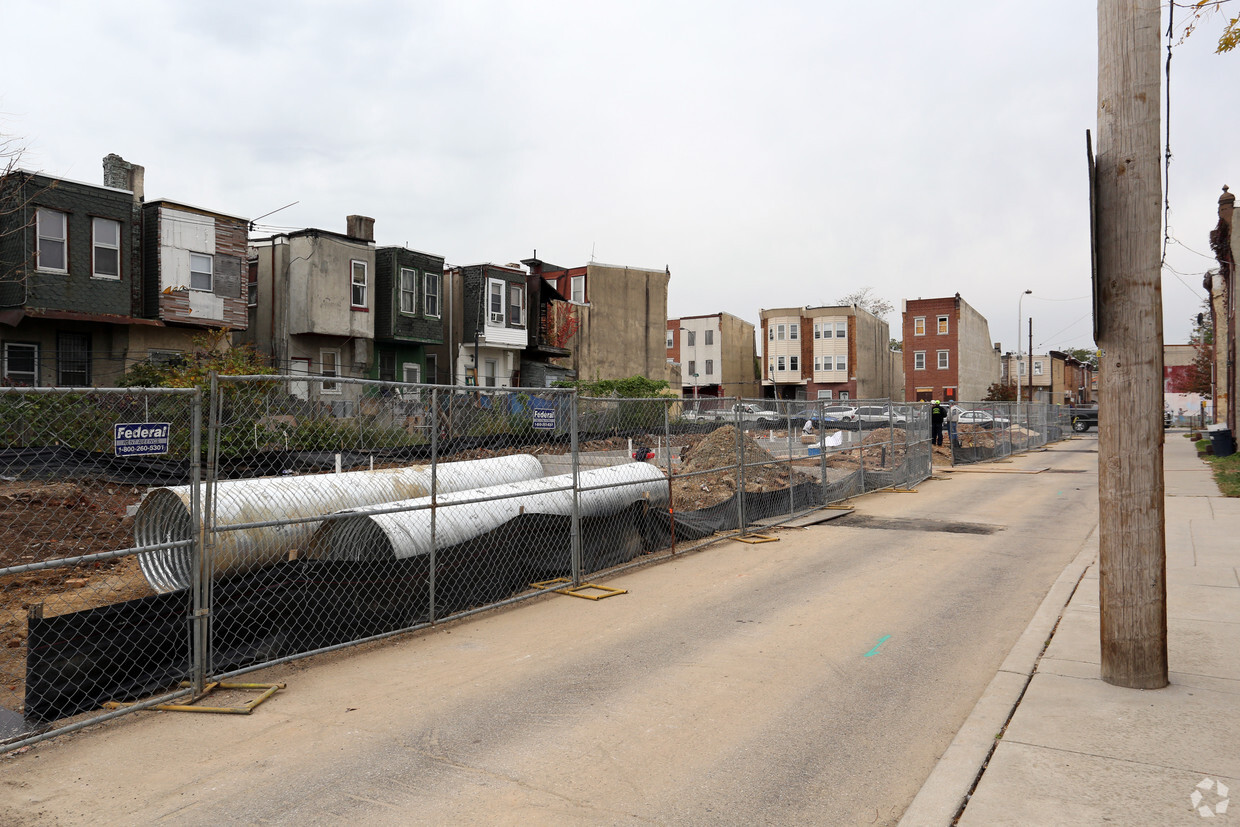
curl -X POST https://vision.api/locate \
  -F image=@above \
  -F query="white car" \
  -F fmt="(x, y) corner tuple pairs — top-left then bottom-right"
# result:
(956, 410), (1011, 429)
(855, 405), (908, 425)
(821, 405), (859, 422)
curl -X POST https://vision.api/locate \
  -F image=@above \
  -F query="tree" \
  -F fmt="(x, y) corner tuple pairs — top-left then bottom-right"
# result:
(889, 339), (902, 352)
(983, 382), (1016, 402)
(1180, 0), (1239, 53)
(119, 328), (274, 388)
(1176, 299), (1215, 396)
(836, 288), (894, 320)
(0, 133), (50, 293)
(1060, 347), (1098, 368)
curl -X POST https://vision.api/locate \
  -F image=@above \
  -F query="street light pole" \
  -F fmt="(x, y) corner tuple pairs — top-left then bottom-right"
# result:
(1017, 289), (1032, 432)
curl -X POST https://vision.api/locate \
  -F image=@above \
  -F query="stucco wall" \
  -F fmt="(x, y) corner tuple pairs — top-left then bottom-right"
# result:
(956, 298), (1000, 400)
(566, 263), (669, 382)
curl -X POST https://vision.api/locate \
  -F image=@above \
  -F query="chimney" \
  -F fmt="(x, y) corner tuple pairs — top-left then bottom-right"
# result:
(102, 154), (144, 200)
(347, 215), (375, 241)
(1220, 185), (1234, 226)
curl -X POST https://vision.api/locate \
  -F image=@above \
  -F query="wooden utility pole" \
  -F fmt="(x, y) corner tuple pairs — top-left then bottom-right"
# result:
(1095, 0), (1167, 688)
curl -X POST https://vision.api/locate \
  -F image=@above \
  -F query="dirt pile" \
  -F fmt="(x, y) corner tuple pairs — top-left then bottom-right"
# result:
(670, 425), (814, 511)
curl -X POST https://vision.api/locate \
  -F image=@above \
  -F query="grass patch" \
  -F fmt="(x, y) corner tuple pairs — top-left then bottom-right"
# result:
(1204, 451), (1240, 497)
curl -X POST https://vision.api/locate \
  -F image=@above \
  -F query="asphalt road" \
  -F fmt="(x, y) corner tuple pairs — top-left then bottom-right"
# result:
(0, 436), (1099, 826)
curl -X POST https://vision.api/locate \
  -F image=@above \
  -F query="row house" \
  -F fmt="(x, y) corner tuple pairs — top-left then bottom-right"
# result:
(1000, 350), (1095, 405)
(246, 216), (375, 410)
(665, 312), (758, 399)
(437, 263), (529, 389)
(370, 245), (445, 386)
(0, 154), (247, 387)
(524, 257), (670, 386)
(759, 304), (902, 402)
(902, 294), (1000, 402)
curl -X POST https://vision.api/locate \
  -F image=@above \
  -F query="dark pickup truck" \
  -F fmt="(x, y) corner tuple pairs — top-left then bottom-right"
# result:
(1069, 406), (1099, 432)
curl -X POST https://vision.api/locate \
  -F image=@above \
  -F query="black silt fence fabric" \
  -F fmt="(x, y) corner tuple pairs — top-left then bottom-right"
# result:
(0, 447), (190, 486)
(23, 503), (656, 723)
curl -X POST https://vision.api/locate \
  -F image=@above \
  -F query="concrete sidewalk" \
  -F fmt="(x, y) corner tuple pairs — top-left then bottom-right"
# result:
(902, 432), (1240, 825)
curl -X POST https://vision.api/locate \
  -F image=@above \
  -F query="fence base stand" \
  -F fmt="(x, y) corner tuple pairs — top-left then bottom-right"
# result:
(529, 579), (628, 600)
(103, 681), (285, 715)
(734, 533), (779, 544)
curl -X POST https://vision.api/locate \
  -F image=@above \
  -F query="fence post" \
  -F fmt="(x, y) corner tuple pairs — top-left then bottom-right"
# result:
(429, 387), (438, 624)
(570, 391), (582, 587)
(818, 400), (828, 504)
(888, 401), (896, 488)
(785, 402), (794, 518)
(734, 399), (746, 533)
(664, 402), (677, 554)
(189, 388), (206, 697)
(202, 372), (222, 683)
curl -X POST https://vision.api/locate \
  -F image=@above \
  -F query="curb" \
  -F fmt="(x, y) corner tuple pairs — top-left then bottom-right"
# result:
(897, 526), (1099, 826)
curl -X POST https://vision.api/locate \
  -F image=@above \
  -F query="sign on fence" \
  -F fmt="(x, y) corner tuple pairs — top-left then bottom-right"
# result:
(532, 401), (556, 430)
(114, 422), (171, 457)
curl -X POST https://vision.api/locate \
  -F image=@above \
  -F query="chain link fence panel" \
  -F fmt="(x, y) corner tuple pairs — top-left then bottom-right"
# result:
(0, 387), (200, 748)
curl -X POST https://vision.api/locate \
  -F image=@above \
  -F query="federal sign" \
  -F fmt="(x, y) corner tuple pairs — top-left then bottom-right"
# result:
(531, 401), (556, 431)
(114, 422), (171, 457)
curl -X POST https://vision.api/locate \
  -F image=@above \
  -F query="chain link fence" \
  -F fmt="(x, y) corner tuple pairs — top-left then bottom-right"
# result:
(3, 380), (1066, 753)
(949, 401), (1068, 464)
(0, 387), (201, 747)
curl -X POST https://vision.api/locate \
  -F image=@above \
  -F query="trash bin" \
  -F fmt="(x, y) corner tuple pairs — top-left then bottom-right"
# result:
(1207, 425), (1235, 458)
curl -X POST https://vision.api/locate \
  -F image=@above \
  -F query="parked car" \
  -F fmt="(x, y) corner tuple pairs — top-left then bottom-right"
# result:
(821, 405), (859, 422)
(956, 410), (1011, 429)
(855, 405), (908, 426)
(1069, 406), (1098, 432)
(1164, 409), (1173, 429)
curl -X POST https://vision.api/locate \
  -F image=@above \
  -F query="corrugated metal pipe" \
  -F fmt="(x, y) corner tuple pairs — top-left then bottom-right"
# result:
(308, 463), (669, 561)
(134, 455), (546, 592)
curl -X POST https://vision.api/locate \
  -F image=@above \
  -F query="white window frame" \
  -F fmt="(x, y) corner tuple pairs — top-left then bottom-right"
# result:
(36, 208), (67, 273)
(400, 268), (418, 315)
(320, 349), (341, 394)
(190, 252), (213, 292)
(937, 315), (949, 334)
(777, 324), (786, 341)
(705, 358), (714, 376)
(835, 355), (846, 372)
(402, 363), (421, 384)
(937, 350), (950, 369)
(351, 260), (368, 308)
(570, 275), (585, 304)
(913, 317), (926, 336)
(488, 279), (505, 324)
(508, 282), (525, 327)
(768, 327), (774, 341)
(835, 322), (847, 338)
(1033, 360), (1044, 376)
(423, 271), (441, 318)
(91, 217), (120, 280)
(484, 358), (497, 388)
(247, 272), (258, 307)
(790, 323), (799, 340)
(813, 323), (821, 340)
(666, 330), (674, 349)
(789, 355), (799, 372)
(777, 355), (786, 371)
(3, 342), (39, 386)
(839, 391), (850, 401)
(914, 350), (926, 371)
(814, 356), (821, 371)
(817, 390), (833, 400)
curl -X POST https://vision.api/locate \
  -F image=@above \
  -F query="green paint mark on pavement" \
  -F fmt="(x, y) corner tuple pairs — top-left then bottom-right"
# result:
(865, 635), (891, 657)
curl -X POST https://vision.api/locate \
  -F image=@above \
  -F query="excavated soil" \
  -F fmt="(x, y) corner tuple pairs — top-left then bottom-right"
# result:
(670, 425), (815, 511)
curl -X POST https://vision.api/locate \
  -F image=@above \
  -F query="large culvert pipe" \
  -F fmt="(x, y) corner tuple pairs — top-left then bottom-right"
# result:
(135, 455), (546, 592)
(308, 463), (668, 561)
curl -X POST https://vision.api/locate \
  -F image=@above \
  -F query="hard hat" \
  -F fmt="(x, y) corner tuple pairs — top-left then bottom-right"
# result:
(932, 400), (940, 405)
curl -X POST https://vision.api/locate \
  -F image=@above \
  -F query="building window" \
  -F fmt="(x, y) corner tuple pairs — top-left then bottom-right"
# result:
(190, 253), (213, 292)
(400, 268), (417, 314)
(570, 275), (585, 303)
(687, 330), (696, 346)
(937, 315), (949, 334)
(768, 327), (774, 341)
(937, 350), (950, 369)
(705, 359), (714, 375)
(489, 279), (504, 323)
(484, 358), (497, 387)
(790, 323), (799, 340)
(839, 391), (850, 400)
(321, 349), (340, 394)
(36, 208), (67, 272)
(836, 322), (846, 338)
(777, 324), (786, 341)
(3, 342), (38, 386)
(814, 356), (821, 371)
(426, 355), (438, 384)
(914, 351), (926, 370)
(402, 363), (421, 384)
(777, 355), (786, 371)
(835, 355), (846, 372)
(247, 269), (258, 307)
(378, 350), (397, 382)
(818, 390), (833, 400)
(666, 330), (674, 348)
(57, 332), (91, 386)
(914, 317), (926, 336)
(943, 387), (957, 402)
(351, 260), (367, 308)
(1033, 360), (1043, 376)
(423, 272), (441, 318)
(705, 329), (714, 346)
(687, 360), (696, 377)
(789, 355), (798, 371)
(92, 217), (120, 280)
(508, 282), (525, 326)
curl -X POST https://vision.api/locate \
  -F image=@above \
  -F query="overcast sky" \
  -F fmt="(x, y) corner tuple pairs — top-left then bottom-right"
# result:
(4, 1), (1234, 352)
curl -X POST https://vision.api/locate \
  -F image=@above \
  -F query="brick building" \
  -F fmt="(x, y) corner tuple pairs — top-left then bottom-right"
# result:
(902, 293), (1000, 402)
